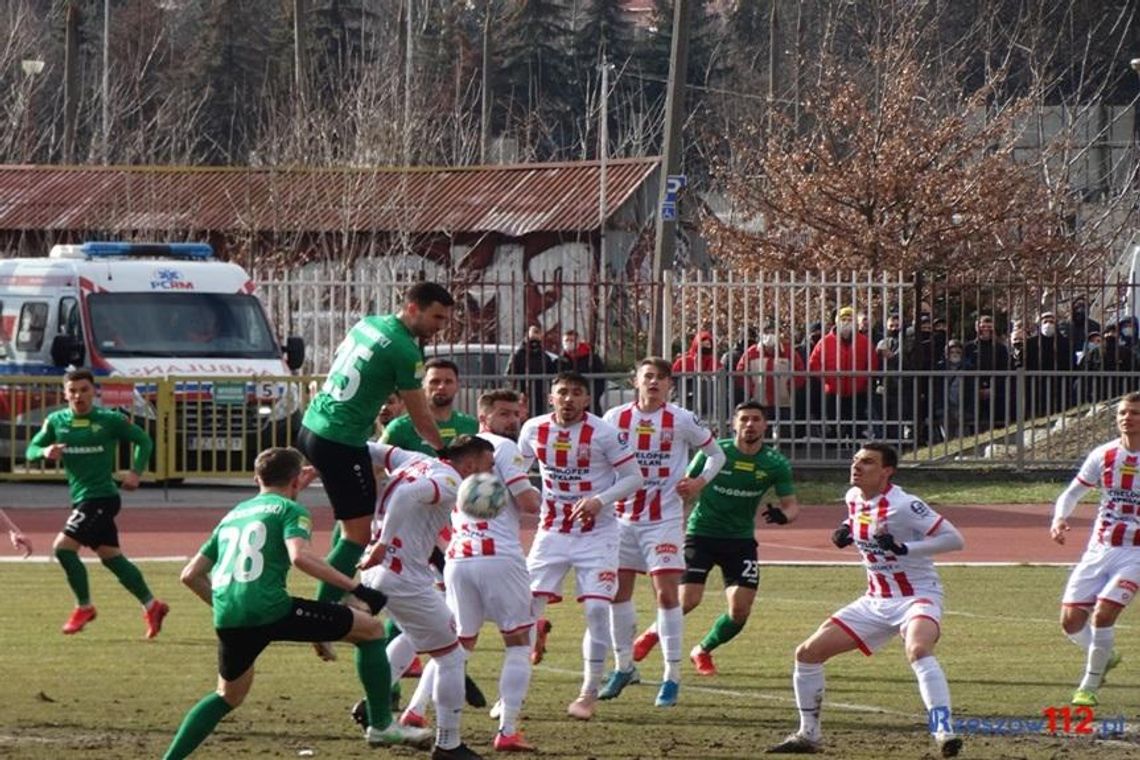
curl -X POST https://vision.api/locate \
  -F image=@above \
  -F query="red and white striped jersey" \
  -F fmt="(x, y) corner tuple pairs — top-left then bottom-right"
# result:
(603, 401), (715, 524)
(844, 483), (946, 598)
(1074, 441), (1140, 550)
(446, 431), (532, 561)
(518, 412), (635, 535)
(368, 445), (462, 586)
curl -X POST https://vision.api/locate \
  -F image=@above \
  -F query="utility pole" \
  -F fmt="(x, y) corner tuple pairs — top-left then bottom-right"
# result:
(294, 0), (309, 108)
(649, 0), (691, 356)
(480, 2), (492, 164)
(63, 1), (79, 163)
(101, 0), (109, 164)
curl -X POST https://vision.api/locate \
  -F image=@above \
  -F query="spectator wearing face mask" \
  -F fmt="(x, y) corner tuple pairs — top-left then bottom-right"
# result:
(673, 330), (721, 419)
(933, 339), (975, 441)
(1060, 296), (1101, 366)
(557, 328), (606, 413)
(874, 313), (905, 437)
(1076, 329), (1107, 403)
(964, 314), (1012, 432)
(1022, 311), (1074, 418)
(508, 325), (558, 418)
(808, 307), (879, 441)
(737, 325), (806, 439)
(1112, 317), (1140, 394)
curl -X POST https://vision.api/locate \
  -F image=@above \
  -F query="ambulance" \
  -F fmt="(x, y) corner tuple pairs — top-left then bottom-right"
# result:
(0, 241), (304, 471)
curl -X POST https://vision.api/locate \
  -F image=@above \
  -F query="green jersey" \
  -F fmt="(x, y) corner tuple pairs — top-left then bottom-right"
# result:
(302, 314), (425, 446)
(381, 410), (478, 456)
(685, 440), (795, 539)
(199, 493), (314, 629)
(27, 407), (153, 503)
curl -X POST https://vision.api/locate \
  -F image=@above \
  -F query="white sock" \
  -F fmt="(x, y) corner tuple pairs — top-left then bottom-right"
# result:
(658, 605), (683, 684)
(432, 646), (467, 750)
(610, 600), (637, 672)
(911, 656), (952, 735)
(1079, 626), (1115, 691)
(385, 633), (417, 688)
(793, 660), (824, 740)
(407, 658), (437, 716)
(582, 599), (610, 694)
(1066, 623), (1092, 649)
(498, 645), (532, 735)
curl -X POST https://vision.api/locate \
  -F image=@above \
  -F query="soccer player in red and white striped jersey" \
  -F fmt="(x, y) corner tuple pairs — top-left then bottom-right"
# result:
(597, 357), (725, 707)
(444, 389), (542, 751)
(769, 443), (964, 758)
(517, 371), (644, 721)
(358, 436), (495, 760)
(1051, 392), (1140, 708)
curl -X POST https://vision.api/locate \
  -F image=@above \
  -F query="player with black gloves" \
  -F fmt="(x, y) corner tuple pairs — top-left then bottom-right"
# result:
(770, 443), (965, 759)
(162, 447), (426, 760)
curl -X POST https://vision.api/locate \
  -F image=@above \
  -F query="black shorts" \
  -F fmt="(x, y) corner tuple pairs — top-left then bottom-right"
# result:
(62, 495), (122, 549)
(297, 427), (376, 521)
(681, 535), (760, 590)
(215, 598), (355, 681)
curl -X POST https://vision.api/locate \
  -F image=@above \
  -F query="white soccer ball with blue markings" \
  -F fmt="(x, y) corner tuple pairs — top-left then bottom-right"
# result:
(457, 472), (508, 519)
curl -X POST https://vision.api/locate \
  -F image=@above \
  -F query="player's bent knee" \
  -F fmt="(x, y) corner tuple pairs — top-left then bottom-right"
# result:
(346, 610), (385, 642)
(1092, 603), (1124, 628)
(340, 516), (372, 545)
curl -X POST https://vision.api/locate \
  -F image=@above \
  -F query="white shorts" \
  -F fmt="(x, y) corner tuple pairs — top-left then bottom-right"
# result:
(444, 555), (534, 639)
(829, 595), (943, 656)
(616, 519), (685, 575)
(361, 566), (458, 654)
(527, 528), (618, 603)
(1062, 546), (1140, 608)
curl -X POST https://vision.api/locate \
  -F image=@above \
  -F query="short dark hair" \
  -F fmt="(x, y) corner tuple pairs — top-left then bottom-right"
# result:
(406, 281), (455, 309)
(478, 388), (521, 415)
(64, 368), (95, 385)
(552, 371), (590, 392)
(860, 441), (898, 469)
(1121, 392), (1140, 406)
(424, 357), (459, 377)
(636, 356), (672, 377)
(734, 400), (766, 417)
(439, 434), (494, 461)
(255, 447), (304, 486)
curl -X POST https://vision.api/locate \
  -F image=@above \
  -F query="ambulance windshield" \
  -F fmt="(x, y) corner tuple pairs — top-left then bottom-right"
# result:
(87, 293), (281, 358)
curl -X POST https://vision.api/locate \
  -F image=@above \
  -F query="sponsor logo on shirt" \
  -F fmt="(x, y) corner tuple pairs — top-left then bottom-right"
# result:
(655, 543), (679, 554)
(733, 460), (755, 472)
(71, 418), (90, 428)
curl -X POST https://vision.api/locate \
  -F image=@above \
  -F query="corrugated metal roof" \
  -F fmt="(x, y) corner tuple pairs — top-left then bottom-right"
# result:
(0, 158), (660, 237)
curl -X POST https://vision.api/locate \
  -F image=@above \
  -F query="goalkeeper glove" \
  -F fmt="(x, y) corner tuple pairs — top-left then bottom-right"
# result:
(874, 532), (908, 556)
(351, 584), (389, 615)
(762, 504), (789, 525)
(831, 522), (854, 549)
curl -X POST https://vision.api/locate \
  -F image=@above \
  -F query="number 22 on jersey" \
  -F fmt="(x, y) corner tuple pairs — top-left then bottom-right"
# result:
(212, 522), (268, 588)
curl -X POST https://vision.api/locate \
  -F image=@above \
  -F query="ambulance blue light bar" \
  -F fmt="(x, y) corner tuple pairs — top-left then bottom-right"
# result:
(77, 241), (215, 260)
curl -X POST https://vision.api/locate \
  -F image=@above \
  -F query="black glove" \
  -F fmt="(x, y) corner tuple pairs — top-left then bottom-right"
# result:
(831, 522), (854, 549)
(429, 546), (447, 574)
(762, 504), (789, 525)
(351, 583), (388, 615)
(874, 532), (908, 556)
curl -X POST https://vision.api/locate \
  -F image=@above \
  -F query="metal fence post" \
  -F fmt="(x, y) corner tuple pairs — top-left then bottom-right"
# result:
(157, 378), (175, 483)
(1015, 365), (1026, 472)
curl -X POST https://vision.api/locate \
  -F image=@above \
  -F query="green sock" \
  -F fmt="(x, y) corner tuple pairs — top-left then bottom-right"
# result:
(316, 537), (365, 603)
(55, 549), (90, 606)
(163, 693), (233, 760)
(384, 618), (403, 644)
(101, 554), (154, 605)
(700, 613), (745, 653)
(355, 638), (393, 729)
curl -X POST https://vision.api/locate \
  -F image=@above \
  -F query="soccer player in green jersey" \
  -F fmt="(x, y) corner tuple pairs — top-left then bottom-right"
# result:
(632, 402), (800, 676)
(382, 358), (478, 455)
(297, 281), (454, 613)
(26, 368), (167, 637)
(163, 447), (431, 759)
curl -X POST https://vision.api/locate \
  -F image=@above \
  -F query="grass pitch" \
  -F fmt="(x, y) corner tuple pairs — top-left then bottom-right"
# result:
(1, 562), (1137, 759)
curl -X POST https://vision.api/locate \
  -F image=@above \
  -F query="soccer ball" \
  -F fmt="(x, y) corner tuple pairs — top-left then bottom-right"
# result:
(457, 472), (508, 519)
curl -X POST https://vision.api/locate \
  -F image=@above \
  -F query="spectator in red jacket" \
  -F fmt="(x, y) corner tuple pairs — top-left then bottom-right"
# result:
(736, 324), (805, 440)
(808, 306), (879, 441)
(673, 329), (720, 418)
